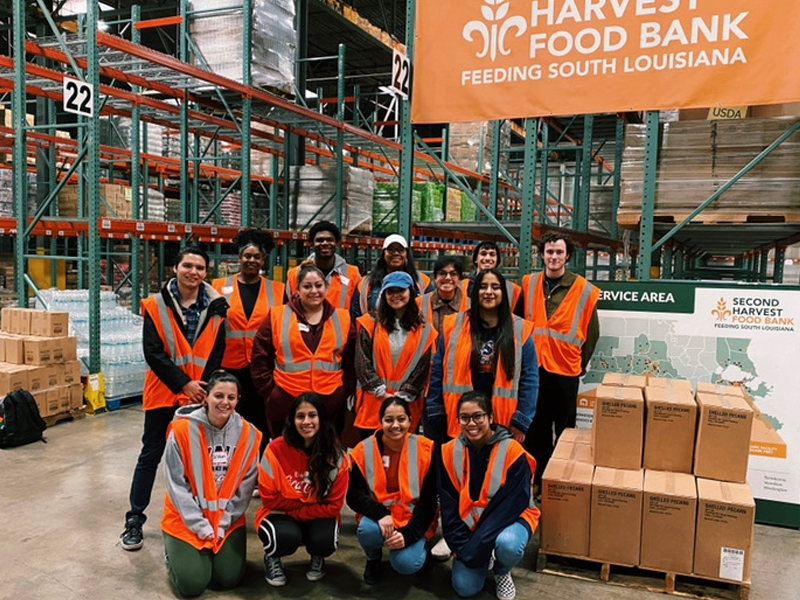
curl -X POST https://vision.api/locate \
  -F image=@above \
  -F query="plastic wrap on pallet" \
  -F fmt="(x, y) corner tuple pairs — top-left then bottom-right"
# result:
(618, 117), (800, 225)
(0, 170), (36, 217)
(448, 121), (511, 174)
(372, 182), (445, 233)
(189, 0), (296, 91)
(291, 165), (373, 235)
(35, 289), (146, 400)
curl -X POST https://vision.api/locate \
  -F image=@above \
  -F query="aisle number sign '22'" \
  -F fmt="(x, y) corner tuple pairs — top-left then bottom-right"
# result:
(411, 0), (800, 123)
(63, 76), (94, 118)
(391, 49), (411, 98)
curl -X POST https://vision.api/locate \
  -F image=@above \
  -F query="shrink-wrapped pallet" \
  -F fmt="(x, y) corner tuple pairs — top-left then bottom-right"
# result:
(291, 165), (373, 235)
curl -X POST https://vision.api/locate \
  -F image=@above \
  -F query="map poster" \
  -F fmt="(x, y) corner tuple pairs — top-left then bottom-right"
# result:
(581, 280), (800, 527)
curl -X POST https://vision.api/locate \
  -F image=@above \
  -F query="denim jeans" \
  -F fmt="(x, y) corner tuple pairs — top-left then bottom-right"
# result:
(357, 517), (428, 575)
(126, 406), (176, 523)
(451, 522), (529, 598)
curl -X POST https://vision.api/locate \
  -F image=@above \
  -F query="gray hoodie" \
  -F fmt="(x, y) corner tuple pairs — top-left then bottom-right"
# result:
(163, 404), (258, 541)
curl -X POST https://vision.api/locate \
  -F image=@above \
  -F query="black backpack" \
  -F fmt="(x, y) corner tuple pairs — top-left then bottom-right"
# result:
(0, 389), (47, 448)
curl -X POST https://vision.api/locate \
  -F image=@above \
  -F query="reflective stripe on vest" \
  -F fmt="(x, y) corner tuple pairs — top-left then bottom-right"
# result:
(441, 313), (472, 397)
(532, 273), (596, 347)
(276, 309), (344, 373)
(525, 274), (536, 321)
(384, 321), (433, 389)
(491, 318), (524, 400)
(452, 437), (512, 529)
(153, 294), (220, 371)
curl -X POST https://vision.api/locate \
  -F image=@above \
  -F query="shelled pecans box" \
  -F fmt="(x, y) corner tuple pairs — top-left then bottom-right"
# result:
(694, 392), (753, 483)
(646, 376), (694, 395)
(592, 385), (644, 470)
(601, 372), (648, 391)
(640, 470), (697, 573)
(29, 311), (69, 337)
(695, 381), (745, 399)
(0, 363), (29, 395)
(643, 386), (697, 473)
(558, 427), (591, 445)
(694, 478), (755, 582)
(541, 458), (594, 557)
(589, 466), (643, 566)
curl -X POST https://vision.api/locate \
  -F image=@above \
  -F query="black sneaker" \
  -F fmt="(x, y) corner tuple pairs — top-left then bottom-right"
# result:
(363, 559), (383, 585)
(121, 517), (144, 551)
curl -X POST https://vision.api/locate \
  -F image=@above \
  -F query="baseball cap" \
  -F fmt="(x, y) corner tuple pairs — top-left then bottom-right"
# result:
(380, 271), (415, 295)
(382, 234), (409, 250)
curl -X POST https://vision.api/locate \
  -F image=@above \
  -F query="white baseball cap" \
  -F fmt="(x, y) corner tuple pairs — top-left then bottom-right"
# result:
(382, 234), (409, 249)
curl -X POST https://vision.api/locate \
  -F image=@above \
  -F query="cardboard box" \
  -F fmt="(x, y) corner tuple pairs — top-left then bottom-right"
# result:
(45, 387), (60, 417)
(24, 338), (52, 365)
(32, 389), (49, 417)
(694, 393), (753, 483)
(62, 337), (78, 362)
(43, 364), (60, 388)
(602, 372), (647, 391)
(694, 479), (755, 582)
(68, 382), (83, 410)
(552, 439), (593, 463)
(49, 337), (69, 363)
(0, 363), (29, 395)
(17, 309), (35, 336)
(541, 459), (594, 556)
(559, 427), (592, 445)
(62, 361), (81, 386)
(576, 387), (599, 428)
(26, 365), (46, 392)
(592, 385), (644, 469)
(646, 376), (693, 395)
(56, 385), (71, 413)
(29, 311), (70, 337)
(0, 307), (13, 333)
(641, 470), (697, 573)
(589, 467), (643, 565)
(643, 386), (697, 473)
(2, 334), (24, 364)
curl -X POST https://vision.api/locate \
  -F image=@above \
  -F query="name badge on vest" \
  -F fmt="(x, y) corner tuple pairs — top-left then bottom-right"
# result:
(340, 275), (350, 286)
(297, 323), (310, 333)
(222, 286), (234, 295)
(382, 454), (390, 468)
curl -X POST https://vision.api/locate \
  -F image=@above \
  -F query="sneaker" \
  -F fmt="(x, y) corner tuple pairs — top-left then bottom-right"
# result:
(431, 537), (451, 561)
(306, 556), (326, 581)
(120, 517), (143, 551)
(264, 556), (287, 587)
(495, 572), (516, 600)
(363, 559), (383, 585)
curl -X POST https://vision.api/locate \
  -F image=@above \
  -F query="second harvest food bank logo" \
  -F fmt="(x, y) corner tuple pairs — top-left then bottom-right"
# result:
(712, 295), (795, 332)
(462, 0), (526, 62)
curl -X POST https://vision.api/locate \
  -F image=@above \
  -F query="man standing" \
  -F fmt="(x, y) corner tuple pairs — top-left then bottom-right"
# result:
(286, 220), (361, 310)
(522, 233), (599, 492)
(419, 255), (463, 333)
(120, 246), (227, 551)
(461, 241), (522, 312)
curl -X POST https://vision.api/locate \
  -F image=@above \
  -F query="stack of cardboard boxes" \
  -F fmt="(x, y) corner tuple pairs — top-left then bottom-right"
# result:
(0, 308), (83, 418)
(541, 373), (755, 584)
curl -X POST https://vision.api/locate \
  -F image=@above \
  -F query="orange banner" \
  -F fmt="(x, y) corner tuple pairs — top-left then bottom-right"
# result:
(412, 0), (800, 123)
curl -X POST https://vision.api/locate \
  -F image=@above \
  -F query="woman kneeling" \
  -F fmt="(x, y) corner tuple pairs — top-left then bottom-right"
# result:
(347, 397), (438, 584)
(439, 391), (540, 600)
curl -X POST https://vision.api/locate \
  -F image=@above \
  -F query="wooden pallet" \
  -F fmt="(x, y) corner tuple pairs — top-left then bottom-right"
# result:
(536, 550), (750, 600)
(43, 406), (86, 427)
(618, 211), (800, 227)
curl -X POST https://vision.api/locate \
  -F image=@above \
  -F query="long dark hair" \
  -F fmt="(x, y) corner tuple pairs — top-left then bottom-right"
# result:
(376, 287), (424, 332)
(369, 246), (423, 292)
(468, 268), (515, 380)
(282, 393), (343, 502)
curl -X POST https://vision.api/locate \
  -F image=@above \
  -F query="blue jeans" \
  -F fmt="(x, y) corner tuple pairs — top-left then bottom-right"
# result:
(451, 522), (530, 598)
(126, 406), (176, 523)
(357, 517), (428, 575)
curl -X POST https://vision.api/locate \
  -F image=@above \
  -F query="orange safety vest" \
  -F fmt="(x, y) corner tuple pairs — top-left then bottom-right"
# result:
(212, 275), (284, 370)
(439, 313), (534, 438)
(161, 417), (261, 552)
(141, 294), (224, 410)
(270, 305), (350, 397)
(458, 278), (521, 312)
(350, 433), (437, 539)
(287, 263), (361, 310)
(359, 271), (431, 315)
(523, 272), (599, 376)
(441, 435), (540, 533)
(354, 315), (436, 430)
(254, 443), (349, 526)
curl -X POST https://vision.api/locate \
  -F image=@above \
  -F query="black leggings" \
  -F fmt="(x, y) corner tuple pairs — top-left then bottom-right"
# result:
(258, 514), (338, 558)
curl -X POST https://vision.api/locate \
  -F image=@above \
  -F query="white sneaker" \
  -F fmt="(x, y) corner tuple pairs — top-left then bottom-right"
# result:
(431, 537), (451, 561)
(306, 555), (325, 581)
(495, 572), (516, 600)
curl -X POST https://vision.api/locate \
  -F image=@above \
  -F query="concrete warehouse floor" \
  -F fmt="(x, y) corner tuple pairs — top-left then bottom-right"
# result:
(2, 404), (798, 600)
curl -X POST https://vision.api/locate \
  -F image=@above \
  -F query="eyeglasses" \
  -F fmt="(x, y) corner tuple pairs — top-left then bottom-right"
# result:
(458, 412), (487, 425)
(385, 246), (406, 254)
(436, 270), (459, 279)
